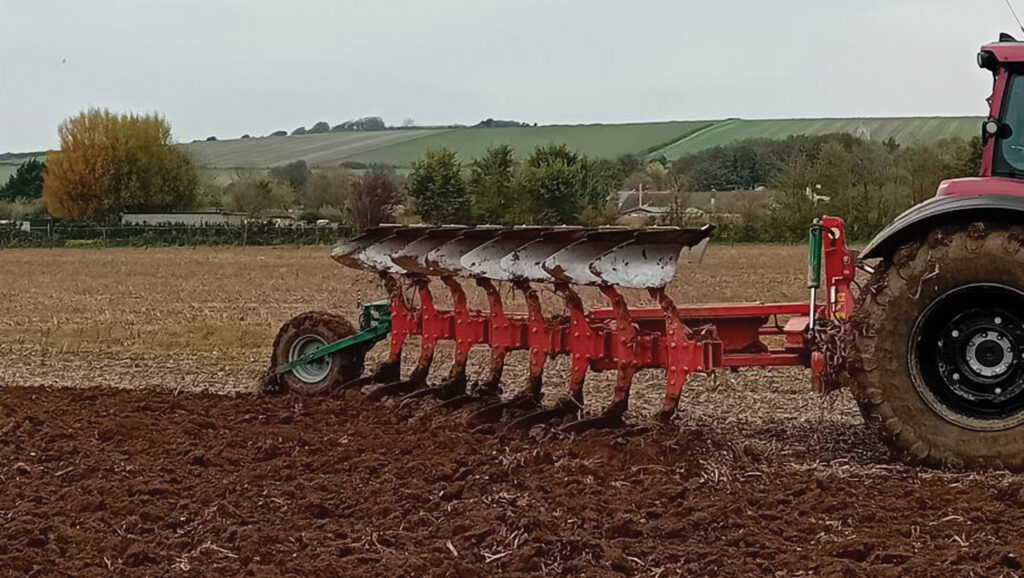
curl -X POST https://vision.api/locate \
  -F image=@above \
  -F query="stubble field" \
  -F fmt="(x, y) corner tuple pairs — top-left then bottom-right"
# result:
(1, 244), (1023, 575)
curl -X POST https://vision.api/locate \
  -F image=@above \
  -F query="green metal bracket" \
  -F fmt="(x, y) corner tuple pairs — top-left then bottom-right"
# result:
(276, 300), (392, 375)
(808, 219), (823, 290)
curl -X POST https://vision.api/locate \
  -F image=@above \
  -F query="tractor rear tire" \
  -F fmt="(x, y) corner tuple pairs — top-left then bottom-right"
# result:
(268, 311), (366, 395)
(852, 223), (1024, 471)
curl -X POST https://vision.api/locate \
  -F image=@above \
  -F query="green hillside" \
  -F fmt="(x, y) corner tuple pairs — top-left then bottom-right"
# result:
(0, 154), (47, 185)
(182, 121), (715, 169)
(181, 129), (449, 169)
(0, 164), (17, 184)
(652, 117), (981, 161)
(337, 121), (715, 167)
(8, 117), (985, 176)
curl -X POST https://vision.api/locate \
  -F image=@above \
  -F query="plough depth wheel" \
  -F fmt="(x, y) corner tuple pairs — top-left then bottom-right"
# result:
(269, 311), (366, 394)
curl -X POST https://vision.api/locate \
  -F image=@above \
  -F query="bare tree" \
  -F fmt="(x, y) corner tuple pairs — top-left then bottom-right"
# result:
(304, 167), (357, 212)
(348, 167), (402, 232)
(223, 177), (291, 217)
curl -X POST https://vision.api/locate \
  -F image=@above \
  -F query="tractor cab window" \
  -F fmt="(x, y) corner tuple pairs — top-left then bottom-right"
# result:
(997, 73), (1024, 175)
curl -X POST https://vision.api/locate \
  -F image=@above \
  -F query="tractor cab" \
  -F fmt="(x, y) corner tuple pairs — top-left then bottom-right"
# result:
(860, 34), (1024, 258)
(979, 34), (1024, 180)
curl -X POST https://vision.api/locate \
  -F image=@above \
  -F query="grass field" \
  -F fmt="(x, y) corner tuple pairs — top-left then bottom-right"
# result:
(181, 121), (714, 170)
(655, 116), (982, 160)
(178, 116), (982, 170)
(7, 117), (983, 174)
(0, 154), (48, 185)
(336, 121), (715, 167)
(181, 129), (449, 169)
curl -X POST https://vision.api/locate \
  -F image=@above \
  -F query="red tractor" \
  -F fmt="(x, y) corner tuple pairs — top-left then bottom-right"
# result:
(848, 34), (1024, 470)
(269, 36), (1024, 471)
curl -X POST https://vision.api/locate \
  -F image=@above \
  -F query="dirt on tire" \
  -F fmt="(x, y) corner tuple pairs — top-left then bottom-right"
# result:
(851, 224), (1024, 471)
(3, 385), (1024, 576)
(268, 311), (365, 395)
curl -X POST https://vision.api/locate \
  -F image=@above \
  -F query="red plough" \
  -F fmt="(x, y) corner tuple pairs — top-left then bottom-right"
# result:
(279, 216), (855, 432)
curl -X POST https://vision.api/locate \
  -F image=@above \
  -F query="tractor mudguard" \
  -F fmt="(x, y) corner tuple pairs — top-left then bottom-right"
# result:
(860, 193), (1024, 260)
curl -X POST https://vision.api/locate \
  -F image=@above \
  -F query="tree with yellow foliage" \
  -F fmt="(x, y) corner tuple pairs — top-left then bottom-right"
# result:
(43, 109), (199, 221)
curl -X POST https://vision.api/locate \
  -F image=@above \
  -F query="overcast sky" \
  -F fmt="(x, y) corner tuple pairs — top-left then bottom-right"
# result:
(0, 0), (1016, 152)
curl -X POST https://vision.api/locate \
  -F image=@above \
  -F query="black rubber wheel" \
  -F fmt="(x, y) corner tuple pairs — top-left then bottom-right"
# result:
(852, 223), (1024, 470)
(268, 311), (366, 395)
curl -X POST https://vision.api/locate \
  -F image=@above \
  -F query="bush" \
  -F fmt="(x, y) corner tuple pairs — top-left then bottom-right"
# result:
(406, 148), (470, 224)
(308, 121), (331, 134)
(0, 199), (44, 221)
(468, 145), (515, 223)
(268, 160), (312, 192)
(304, 167), (357, 213)
(349, 166), (402, 232)
(474, 119), (530, 128)
(332, 117), (387, 132)
(408, 144), (622, 226)
(517, 144), (589, 224)
(223, 177), (292, 217)
(0, 221), (352, 248)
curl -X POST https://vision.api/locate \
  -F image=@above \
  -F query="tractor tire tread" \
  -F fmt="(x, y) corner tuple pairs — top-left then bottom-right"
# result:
(851, 222), (1024, 471)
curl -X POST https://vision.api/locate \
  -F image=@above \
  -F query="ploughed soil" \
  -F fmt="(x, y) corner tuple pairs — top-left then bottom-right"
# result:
(3, 386), (1024, 577)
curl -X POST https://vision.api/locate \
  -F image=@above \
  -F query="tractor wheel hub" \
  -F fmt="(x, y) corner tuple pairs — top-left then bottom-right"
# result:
(912, 283), (1024, 430)
(965, 330), (1014, 377)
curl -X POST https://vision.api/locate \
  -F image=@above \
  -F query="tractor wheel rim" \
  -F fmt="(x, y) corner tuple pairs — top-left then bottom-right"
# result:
(289, 335), (332, 384)
(910, 283), (1024, 430)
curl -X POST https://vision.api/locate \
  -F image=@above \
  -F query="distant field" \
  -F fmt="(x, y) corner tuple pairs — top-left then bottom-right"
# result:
(0, 164), (17, 183)
(182, 121), (714, 169)
(654, 117), (982, 160)
(339, 121), (715, 167)
(181, 129), (449, 169)
(0, 155), (47, 184)
(5, 117), (985, 176)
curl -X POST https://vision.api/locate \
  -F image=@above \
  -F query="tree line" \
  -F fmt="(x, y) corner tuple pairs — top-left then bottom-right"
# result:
(212, 117), (534, 141)
(222, 161), (402, 233)
(405, 145), (635, 226)
(3, 108), (984, 244)
(664, 133), (980, 241)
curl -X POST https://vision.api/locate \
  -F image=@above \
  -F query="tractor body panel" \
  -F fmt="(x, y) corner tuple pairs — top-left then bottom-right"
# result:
(860, 193), (1024, 259)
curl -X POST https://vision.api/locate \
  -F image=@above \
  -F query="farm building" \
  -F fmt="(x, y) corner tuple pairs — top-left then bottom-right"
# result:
(121, 210), (247, 226)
